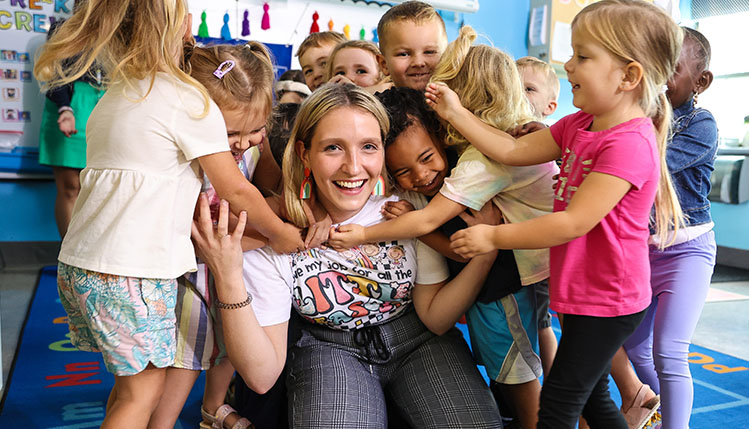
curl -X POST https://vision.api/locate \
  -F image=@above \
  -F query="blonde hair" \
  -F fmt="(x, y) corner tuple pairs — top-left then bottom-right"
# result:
(324, 40), (383, 82)
(296, 31), (346, 58)
(377, 1), (446, 52)
(430, 26), (535, 150)
(282, 83), (390, 228)
(516, 56), (560, 101)
(573, 0), (684, 246)
(34, 0), (210, 113)
(186, 42), (274, 118)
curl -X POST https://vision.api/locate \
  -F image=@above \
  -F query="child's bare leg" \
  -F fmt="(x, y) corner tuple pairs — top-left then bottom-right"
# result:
(610, 347), (657, 410)
(538, 326), (558, 377)
(203, 359), (245, 427)
(102, 365), (166, 429)
(498, 379), (541, 429)
(148, 367), (201, 429)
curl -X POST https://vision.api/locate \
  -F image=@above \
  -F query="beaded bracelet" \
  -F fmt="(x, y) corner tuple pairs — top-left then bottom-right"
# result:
(216, 293), (253, 310)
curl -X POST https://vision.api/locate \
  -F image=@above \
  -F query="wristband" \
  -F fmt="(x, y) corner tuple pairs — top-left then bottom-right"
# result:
(216, 292), (253, 310)
(58, 106), (74, 115)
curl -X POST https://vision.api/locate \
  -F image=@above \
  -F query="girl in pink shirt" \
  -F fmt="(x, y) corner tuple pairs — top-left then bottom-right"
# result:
(423, 1), (684, 427)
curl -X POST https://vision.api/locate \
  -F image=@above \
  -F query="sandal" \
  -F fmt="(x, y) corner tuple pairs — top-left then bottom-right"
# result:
(621, 384), (661, 429)
(200, 404), (254, 429)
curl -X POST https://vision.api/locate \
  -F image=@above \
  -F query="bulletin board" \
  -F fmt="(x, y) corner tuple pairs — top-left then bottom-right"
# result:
(0, 0), (72, 176)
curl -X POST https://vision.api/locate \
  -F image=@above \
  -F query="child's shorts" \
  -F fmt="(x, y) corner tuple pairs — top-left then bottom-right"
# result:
(535, 281), (552, 329)
(57, 262), (178, 376)
(465, 282), (543, 385)
(173, 264), (227, 370)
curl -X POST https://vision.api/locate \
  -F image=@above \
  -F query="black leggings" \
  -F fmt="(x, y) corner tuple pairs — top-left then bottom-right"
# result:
(538, 310), (646, 429)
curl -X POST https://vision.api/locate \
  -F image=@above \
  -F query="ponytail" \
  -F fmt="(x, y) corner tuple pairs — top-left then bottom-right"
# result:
(652, 92), (685, 247)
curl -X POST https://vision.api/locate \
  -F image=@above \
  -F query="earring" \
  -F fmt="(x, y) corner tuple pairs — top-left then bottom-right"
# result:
(692, 92), (699, 105)
(371, 175), (385, 196)
(299, 167), (312, 199)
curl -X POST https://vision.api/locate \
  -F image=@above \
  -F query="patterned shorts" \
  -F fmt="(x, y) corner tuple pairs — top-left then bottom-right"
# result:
(57, 262), (177, 376)
(173, 265), (227, 370)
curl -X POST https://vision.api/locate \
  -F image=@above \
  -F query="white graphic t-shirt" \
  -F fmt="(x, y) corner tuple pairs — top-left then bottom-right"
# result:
(242, 195), (449, 330)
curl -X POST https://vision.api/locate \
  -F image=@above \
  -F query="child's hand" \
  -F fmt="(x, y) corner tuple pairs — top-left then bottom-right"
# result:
(302, 198), (332, 249)
(425, 82), (464, 123)
(57, 111), (77, 137)
(381, 200), (414, 220)
(510, 121), (548, 137)
(328, 224), (366, 251)
(450, 224), (498, 258)
(191, 194), (246, 283)
(459, 202), (503, 227)
(268, 222), (305, 254)
(329, 74), (355, 85)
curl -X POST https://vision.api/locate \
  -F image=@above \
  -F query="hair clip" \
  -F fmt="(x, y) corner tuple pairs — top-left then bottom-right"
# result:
(213, 60), (236, 79)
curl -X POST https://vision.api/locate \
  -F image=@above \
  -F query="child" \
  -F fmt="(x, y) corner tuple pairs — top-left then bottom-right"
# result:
(623, 27), (718, 429)
(148, 42), (279, 429)
(516, 55), (559, 380)
(275, 69), (310, 104)
(296, 31), (345, 92)
(34, 1), (304, 426)
(325, 40), (384, 88)
(426, 1), (684, 427)
(330, 26), (558, 428)
(516, 56), (559, 120)
(376, 0), (447, 90)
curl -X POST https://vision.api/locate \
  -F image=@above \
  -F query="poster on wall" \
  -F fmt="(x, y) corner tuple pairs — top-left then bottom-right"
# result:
(0, 0), (73, 175)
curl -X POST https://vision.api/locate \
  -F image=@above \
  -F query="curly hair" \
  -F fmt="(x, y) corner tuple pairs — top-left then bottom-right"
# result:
(375, 86), (443, 147)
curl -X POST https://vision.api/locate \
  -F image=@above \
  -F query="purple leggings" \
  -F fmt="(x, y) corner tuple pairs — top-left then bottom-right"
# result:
(624, 230), (716, 429)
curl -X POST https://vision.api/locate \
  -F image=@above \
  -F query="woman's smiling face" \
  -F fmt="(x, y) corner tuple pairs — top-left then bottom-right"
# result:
(299, 106), (384, 223)
(385, 122), (448, 197)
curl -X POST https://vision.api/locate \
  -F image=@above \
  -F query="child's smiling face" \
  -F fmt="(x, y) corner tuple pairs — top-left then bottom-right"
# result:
(385, 121), (448, 197)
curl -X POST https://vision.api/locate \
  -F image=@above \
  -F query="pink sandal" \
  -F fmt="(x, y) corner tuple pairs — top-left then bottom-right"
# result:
(200, 404), (253, 429)
(621, 384), (661, 429)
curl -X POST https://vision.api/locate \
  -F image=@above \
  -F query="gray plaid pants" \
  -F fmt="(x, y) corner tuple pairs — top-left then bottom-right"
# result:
(286, 308), (503, 428)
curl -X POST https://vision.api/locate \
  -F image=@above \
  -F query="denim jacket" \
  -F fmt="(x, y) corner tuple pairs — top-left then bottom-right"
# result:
(668, 98), (718, 226)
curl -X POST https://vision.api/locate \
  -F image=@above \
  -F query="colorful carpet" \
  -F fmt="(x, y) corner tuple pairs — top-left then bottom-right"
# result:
(2, 266), (748, 427)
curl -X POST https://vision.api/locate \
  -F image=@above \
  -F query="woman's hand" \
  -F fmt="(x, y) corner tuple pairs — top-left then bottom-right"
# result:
(509, 121), (548, 138)
(459, 202), (503, 227)
(191, 194), (246, 284)
(57, 110), (77, 137)
(328, 224), (366, 251)
(425, 82), (465, 123)
(450, 224), (498, 259)
(381, 200), (414, 220)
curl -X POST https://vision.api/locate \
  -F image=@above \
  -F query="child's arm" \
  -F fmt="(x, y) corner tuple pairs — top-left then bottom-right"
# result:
(199, 151), (305, 253)
(191, 196), (287, 394)
(328, 193), (466, 250)
(252, 136), (282, 194)
(450, 171), (633, 257)
(381, 200), (467, 263)
(425, 82), (560, 166)
(412, 250), (498, 335)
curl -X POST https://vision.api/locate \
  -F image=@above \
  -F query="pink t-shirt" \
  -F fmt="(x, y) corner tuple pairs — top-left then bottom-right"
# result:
(549, 110), (658, 317)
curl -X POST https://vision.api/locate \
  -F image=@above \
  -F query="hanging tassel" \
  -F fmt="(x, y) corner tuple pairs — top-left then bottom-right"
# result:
(261, 2), (271, 30)
(299, 168), (313, 199)
(198, 10), (210, 38)
(310, 11), (320, 34)
(343, 23), (350, 39)
(221, 11), (232, 40)
(328, 18), (334, 32)
(372, 28), (378, 43)
(371, 176), (385, 196)
(242, 10), (250, 36)
(359, 25), (366, 40)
